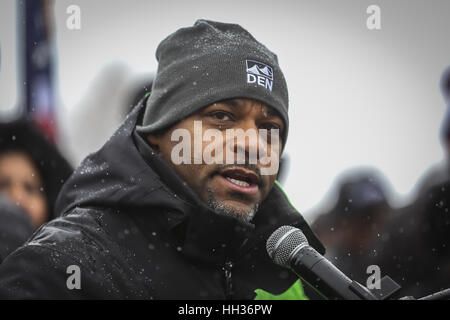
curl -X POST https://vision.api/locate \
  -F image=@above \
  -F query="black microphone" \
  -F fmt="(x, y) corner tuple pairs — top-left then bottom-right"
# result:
(266, 225), (379, 300)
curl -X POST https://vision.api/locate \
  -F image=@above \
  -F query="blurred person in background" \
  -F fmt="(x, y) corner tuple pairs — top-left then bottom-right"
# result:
(0, 118), (73, 228)
(61, 63), (153, 166)
(379, 67), (450, 298)
(312, 168), (393, 285)
(380, 181), (450, 298)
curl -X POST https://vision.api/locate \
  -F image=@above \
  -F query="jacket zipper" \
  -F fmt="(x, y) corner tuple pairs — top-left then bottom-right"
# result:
(223, 261), (234, 299)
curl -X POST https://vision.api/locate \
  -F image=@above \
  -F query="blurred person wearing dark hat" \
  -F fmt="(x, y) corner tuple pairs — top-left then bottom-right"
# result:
(0, 20), (323, 300)
(378, 67), (450, 298)
(312, 168), (393, 285)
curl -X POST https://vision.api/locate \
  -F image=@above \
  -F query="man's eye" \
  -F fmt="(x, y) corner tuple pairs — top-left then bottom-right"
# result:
(210, 111), (233, 121)
(260, 123), (281, 131)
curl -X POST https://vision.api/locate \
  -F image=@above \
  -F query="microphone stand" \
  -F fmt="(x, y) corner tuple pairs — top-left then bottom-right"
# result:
(319, 274), (450, 300)
(366, 276), (450, 300)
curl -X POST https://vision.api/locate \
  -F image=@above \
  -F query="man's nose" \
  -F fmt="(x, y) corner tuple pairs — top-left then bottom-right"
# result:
(228, 121), (267, 164)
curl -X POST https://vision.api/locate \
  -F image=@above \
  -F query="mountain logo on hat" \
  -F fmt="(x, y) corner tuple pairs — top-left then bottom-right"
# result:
(246, 60), (274, 91)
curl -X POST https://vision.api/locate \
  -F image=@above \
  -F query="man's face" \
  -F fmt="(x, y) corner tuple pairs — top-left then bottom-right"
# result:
(147, 98), (284, 223)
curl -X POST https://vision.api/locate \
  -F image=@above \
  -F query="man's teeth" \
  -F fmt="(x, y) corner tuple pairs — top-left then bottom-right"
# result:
(226, 177), (250, 187)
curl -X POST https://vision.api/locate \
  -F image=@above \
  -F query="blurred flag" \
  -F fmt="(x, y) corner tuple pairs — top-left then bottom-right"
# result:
(18, 0), (57, 141)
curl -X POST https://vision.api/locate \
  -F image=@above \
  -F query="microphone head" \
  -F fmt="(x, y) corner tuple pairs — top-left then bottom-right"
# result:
(266, 225), (309, 266)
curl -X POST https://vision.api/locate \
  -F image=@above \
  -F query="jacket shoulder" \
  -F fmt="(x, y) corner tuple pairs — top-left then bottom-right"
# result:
(28, 207), (115, 259)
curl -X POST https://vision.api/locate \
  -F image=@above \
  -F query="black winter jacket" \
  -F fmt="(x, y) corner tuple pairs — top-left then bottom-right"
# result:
(0, 100), (324, 299)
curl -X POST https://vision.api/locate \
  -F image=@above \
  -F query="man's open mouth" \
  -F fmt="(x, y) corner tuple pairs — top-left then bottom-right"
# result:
(216, 167), (261, 194)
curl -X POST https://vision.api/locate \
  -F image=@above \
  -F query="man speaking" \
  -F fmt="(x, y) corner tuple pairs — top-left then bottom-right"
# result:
(0, 20), (324, 299)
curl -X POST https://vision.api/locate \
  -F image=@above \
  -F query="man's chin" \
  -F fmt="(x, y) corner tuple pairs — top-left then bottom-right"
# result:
(207, 191), (259, 224)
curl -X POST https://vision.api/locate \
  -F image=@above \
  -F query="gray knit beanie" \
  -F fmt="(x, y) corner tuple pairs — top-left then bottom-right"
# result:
(136, 19), (289, 144)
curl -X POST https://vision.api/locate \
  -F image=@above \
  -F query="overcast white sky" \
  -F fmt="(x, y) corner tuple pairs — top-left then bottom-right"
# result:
(1, 0), (449, 222)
